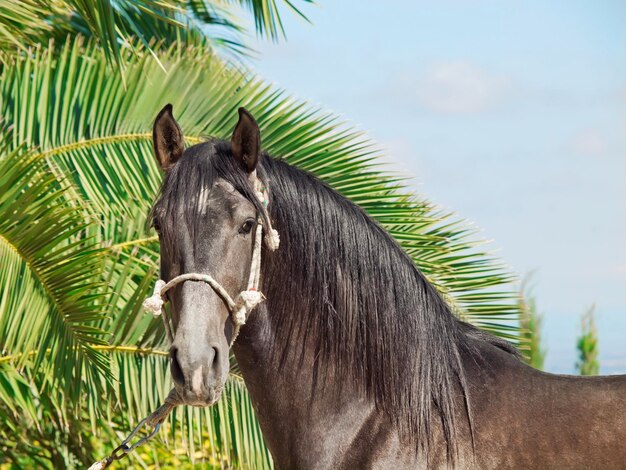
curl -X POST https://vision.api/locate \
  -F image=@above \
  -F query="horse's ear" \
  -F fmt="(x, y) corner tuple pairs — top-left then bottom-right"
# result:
(153, 104), (184, 171)
(231, 107), (260, 173)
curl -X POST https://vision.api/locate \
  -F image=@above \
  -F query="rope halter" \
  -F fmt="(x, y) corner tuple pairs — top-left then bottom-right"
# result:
(142, 177), (279, 346)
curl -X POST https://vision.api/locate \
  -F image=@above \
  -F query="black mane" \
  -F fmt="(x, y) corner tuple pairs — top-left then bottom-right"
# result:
(152, 139), (519, 462)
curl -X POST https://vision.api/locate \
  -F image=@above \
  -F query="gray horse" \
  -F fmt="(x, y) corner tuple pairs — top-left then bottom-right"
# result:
(149, 104), (626, 469)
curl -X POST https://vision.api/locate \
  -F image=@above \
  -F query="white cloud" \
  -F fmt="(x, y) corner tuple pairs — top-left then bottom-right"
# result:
(413, 62), (510, 114)
(611, 263), (626, 276)
(569, 128), (608, 157)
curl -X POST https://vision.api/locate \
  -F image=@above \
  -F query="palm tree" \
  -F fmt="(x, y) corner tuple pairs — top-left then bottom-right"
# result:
(0, 2), (525, 467)
(519, 276), (546, 370)
(576, 305), (599, 376)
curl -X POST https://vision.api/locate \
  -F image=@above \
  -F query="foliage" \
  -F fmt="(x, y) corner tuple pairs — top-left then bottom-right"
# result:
(518, 276), (546, 370)
(0, 2), (524, 468)
(0, 0), (312, 72)
(576, 305), (599, 376)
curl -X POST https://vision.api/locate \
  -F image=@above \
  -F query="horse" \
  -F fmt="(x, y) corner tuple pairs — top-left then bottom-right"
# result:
(148, 104), (626, 469)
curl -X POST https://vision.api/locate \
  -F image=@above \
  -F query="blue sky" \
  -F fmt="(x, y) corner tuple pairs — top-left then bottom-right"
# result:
(244, 1), (626, 373)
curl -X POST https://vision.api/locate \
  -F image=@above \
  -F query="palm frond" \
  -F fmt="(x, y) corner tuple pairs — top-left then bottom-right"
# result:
(0, 0), (312, 74)
(224, 0), (314, 40)
(0, 139), (109, 403)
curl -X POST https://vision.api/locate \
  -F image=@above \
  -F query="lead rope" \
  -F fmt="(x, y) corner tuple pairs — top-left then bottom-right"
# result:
(89, 177), (278, 469)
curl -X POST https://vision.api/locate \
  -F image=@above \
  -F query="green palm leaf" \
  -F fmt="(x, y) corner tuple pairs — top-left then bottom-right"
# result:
(0, 0), (312, 74)
(0, 138), (109, 402)
(227, 0), (313, 40)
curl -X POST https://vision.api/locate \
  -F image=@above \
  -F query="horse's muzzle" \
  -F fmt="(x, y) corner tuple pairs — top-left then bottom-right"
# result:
(169, 345), (226, 406)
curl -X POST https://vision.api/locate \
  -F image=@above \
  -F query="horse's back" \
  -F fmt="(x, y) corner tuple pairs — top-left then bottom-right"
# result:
(467, 342), (626, 469)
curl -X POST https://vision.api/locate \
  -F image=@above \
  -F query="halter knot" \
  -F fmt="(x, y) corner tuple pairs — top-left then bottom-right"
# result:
(255, 177), (280, 251)
(233, 289), (264, 326)
(265, 228), (280, 251)
(143, 280), (166, 317)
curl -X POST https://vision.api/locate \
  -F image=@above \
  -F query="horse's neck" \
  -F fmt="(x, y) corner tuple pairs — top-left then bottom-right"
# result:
(232, 308), (389, 468)
(232, 306), (525, 468)
(232, 308), (455, 469)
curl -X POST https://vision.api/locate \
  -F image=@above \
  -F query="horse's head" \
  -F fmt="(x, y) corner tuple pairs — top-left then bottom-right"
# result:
(150, 105), (265, 406)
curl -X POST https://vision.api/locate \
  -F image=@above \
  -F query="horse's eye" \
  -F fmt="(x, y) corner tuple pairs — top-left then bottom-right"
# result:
(153, 218), (161, 234)
(239, 218), (256, 235)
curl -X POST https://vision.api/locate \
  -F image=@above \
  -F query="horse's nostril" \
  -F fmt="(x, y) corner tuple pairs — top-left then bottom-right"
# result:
(170, 347), (185, 387)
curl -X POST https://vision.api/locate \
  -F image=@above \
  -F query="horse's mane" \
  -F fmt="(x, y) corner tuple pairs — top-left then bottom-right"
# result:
(152, 140), (519, 463)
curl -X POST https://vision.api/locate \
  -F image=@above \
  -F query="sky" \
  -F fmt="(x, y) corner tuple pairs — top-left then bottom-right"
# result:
(244, 1), (626, 373)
